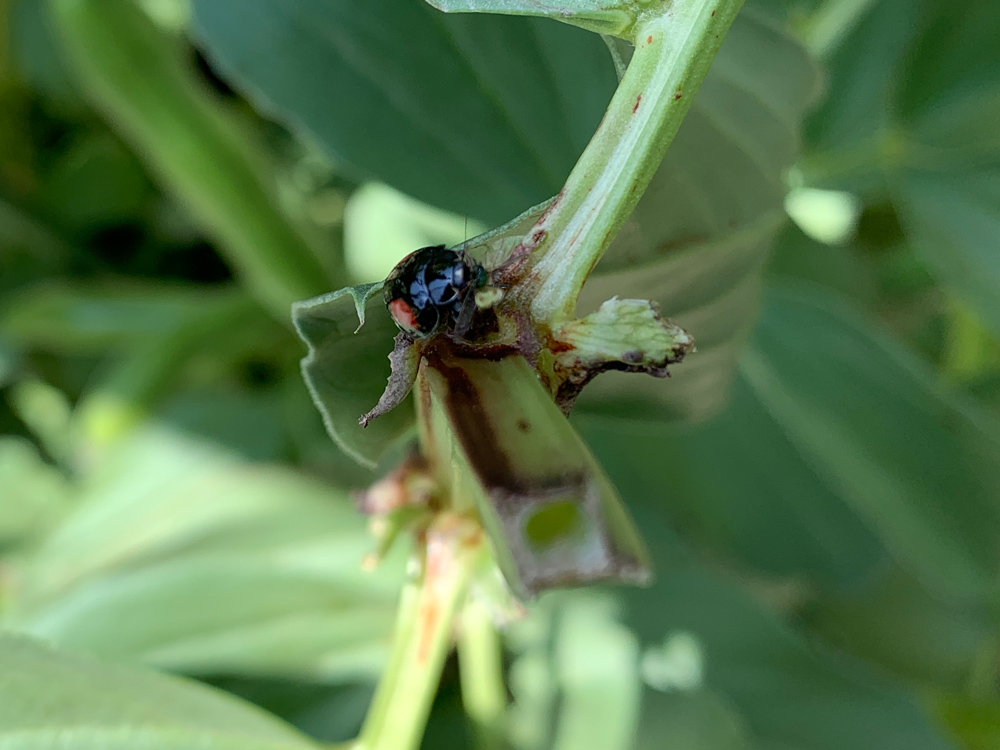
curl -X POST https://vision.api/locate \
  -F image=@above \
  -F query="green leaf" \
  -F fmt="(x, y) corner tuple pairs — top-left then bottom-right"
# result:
(8, 0), (83, 107)
(6, 427), (403, 682)
(635, 690), (752, 750)
(627, 568), (957, 750)
(39, 132), (154, 233)
(801, 0), (1000, 338)
(292, 282), (412, 469)
(507, 592), (642, 750)
(191, 0), (614, 226)
(0, 634), (319, 749)
(0, 437), (71, 548)
(936, 695), (1000, 750)
(1, 281), (235, 353)
(549, 594), (641, 750)
(804, 568), (995, 691)
(510, 567), (956, 750)
(742, 284), (1000, 598)
(425, 0), (636, 37)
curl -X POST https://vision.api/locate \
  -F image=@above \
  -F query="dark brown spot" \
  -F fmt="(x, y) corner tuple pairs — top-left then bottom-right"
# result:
(674, 89), (683, 101)
(517, 419), (531, 433)
(633, 94), (642, 113)
(621, 350), (644, 364)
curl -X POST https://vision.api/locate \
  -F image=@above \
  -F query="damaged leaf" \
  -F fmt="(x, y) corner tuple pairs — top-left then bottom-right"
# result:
(551, 298), (694, 411)
(359, 333), (420, 428)
(418, 352), (650, 598)
(293, 282), (411, 469)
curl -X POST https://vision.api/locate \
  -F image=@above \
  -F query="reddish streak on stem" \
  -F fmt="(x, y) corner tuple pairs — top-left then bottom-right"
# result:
(633, 94), (642, 113)
(416, 596), (439, 665)
(646, 35), (653, 44)
(416, 534), (448, 665)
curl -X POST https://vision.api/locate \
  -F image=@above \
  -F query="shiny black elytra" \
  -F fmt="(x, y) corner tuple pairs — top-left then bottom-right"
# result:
(383, 245), (488, 339)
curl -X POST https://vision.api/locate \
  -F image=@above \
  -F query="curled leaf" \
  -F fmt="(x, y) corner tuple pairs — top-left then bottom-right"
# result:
(360, 333), (421, 428)
(551, 297), (693, 412)
(293, 282), (413, 469)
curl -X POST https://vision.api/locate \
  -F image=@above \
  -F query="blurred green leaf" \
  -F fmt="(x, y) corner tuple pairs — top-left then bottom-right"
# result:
(582, 284), (1000, 598)
(47, 0), (337, 319)
(507, 592), (641, 750)
(39, 132), (154, 233)
(804, 568), (995, 691)
(8, 378), (73, 465)
(0, 198), (74, 287)
(802, 0), (1000, 339)
(8, 0), (82, 106)
(191, 0), (614, 226)
(5, 427), (403, 682)
(0, 633), (320, 749)
(511, 567), (956, 750)
(549, 594), (641, 750)
(1, 280), (238, 353)
(635, 690), (751, 750)
(344, 182), (486, 284)
(0, 437), (70, 548)
(626, 568), (957, 750)
(742, 284), (1000, 598)
(579, 374), (888, 590)
(936, 695), (1000, 750)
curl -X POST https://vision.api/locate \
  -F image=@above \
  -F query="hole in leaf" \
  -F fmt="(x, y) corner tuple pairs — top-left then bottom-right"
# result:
(524, 501), (584, 549)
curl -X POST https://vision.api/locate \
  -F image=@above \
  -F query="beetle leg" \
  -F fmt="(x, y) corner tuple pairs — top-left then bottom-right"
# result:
(450, 291), (478, 341)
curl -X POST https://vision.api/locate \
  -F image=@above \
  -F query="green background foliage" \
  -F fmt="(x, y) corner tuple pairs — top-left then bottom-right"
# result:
(1, 0), (999, 747)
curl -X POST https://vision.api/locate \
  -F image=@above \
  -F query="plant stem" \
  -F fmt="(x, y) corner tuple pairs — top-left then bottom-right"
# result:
(356, 515), (480, 750)
(523, 0), (744, 323)
(458, 600), (507, 750)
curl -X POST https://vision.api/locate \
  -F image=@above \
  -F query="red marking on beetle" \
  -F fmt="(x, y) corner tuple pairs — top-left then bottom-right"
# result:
(633, 94), (642, 113)
(646, 35), (653, 44)
(388, 298), (419, 332)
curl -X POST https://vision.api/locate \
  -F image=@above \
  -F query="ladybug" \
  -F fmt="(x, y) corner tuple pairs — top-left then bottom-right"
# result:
(383, 245), (489, 338)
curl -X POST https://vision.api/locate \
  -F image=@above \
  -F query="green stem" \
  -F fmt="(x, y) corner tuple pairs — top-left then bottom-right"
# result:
(523, 0), (744, 323)
(458, 600), (507, 750)
(356, 515), (480, 750)
(47, 0), (343, 320)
